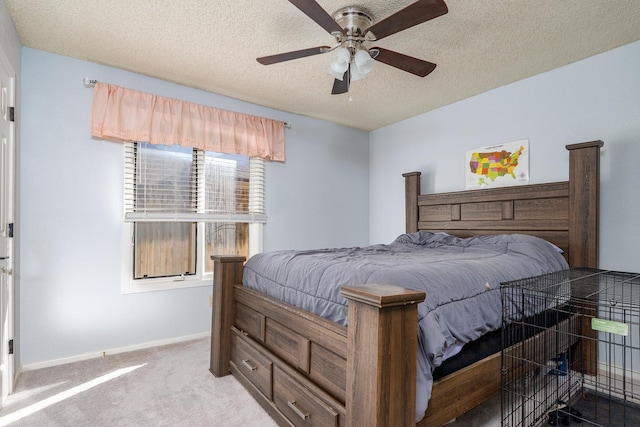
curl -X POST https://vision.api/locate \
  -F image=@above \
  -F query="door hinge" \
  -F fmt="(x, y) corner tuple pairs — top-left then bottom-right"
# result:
(8, 339), (13, 355)
(8, 107), (14, 122)
(7, 223), (13, 238)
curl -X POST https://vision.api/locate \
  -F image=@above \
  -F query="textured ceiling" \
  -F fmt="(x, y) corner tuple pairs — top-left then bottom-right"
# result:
(6, 0), (640, 131)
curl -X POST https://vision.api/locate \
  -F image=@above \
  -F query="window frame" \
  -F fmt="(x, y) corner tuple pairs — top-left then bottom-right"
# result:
(121, 143), (264, 294)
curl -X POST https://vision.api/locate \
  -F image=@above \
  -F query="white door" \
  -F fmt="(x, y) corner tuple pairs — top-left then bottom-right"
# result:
(0, 46), (15, 404)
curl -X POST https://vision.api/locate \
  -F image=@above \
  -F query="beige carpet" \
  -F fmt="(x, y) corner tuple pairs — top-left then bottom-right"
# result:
(0, 338), (277, 426)
(0, 337), (500, 426)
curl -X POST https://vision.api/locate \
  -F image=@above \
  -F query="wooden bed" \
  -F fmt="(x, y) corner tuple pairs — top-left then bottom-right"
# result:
(209, 141), (603, 427)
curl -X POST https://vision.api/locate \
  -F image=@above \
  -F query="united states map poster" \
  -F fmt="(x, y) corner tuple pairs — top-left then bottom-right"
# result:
(465, 139), (529, 189)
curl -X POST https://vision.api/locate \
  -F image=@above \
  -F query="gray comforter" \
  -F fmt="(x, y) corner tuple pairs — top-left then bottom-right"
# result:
(242, 231), (569, 421)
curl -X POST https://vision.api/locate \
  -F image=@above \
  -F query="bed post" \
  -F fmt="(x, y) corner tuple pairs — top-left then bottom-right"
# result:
(209, 255), (245, 377)
(341, 284), (426, 427)
(403, 171), (421, 233)
(566, 140), (603, 269)
(566, 140), (603, 377)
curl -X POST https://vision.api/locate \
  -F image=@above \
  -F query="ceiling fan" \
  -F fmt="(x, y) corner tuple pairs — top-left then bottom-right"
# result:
(257, 0), (448, 95)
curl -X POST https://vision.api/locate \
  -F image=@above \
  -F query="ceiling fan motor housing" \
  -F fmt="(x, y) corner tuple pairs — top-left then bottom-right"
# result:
(333, 6), (374, 51)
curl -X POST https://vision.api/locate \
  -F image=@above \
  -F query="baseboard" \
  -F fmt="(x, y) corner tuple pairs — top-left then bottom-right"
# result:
(20, 331), (211, 372)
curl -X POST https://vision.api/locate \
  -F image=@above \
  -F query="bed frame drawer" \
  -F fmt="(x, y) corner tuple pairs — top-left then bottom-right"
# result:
(235, 302), (266, 342)
(231, 328), (273, 400)
(273, 365), (342, 427)
(266, 318), (311, 373)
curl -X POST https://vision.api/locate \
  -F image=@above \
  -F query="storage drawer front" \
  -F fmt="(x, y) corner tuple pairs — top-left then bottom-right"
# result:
(273, 366), (339, 427)
(309, 343), (346, 403)
(231, 330), (273, 400)
(235, 302), (266, 342)
(266, 319), (310, 373)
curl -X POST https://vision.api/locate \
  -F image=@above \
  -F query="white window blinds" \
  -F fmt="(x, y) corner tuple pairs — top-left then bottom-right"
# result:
(124, 142), (266, 223)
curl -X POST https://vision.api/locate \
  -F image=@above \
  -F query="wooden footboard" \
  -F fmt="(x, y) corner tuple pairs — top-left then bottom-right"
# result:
(211, 255), (425, 427)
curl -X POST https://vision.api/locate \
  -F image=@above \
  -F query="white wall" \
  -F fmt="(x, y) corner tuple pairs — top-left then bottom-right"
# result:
(19, 48), (369, 366)
(370, 40), (640, 273)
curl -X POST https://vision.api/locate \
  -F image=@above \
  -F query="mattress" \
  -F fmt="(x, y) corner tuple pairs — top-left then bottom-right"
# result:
(242, 231), (569, 421)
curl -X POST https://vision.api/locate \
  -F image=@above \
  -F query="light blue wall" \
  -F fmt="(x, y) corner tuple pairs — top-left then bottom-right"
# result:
(370, 40), (640, 273)
(19, 48), (369, 365)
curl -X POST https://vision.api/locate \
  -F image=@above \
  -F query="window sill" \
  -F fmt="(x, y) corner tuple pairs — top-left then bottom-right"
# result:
(122, 275), (213, 294)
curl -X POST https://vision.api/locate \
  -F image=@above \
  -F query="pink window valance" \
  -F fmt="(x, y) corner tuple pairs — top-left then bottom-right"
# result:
(91, 82), (285, 161)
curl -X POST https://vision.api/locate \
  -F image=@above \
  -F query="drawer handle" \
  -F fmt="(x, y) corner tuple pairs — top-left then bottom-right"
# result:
(287, 400), (309, 420)
(241, 359), (257, 371)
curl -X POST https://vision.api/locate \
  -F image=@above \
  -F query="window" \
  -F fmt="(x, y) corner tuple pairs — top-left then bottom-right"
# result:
(123, 142), (265, 292)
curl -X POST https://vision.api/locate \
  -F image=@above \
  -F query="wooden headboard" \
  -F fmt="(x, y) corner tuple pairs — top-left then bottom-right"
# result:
(403, 141), (603, 268)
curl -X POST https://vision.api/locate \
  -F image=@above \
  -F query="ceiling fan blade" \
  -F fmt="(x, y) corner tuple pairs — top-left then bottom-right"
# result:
(331, 69), (350, 95)
(364, 0), (448, 41)
(373, 48), (436, 77)
(288, 0), (344, 35)
(257, 46), (330, 65)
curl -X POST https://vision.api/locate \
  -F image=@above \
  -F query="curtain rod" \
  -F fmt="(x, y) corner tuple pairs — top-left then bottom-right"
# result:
(82, 77), (291, 129)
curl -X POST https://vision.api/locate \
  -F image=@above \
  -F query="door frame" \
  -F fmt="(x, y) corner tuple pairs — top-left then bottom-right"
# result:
(0, 42), (15, 404)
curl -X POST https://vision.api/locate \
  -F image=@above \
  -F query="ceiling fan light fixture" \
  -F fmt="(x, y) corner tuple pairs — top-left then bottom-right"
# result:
(354, 49), (375, 74)
(328, 67), (346, 80)
(349, 48), (375, 82)
(328, 47), (350, 78)
(349, 63), (364, 82)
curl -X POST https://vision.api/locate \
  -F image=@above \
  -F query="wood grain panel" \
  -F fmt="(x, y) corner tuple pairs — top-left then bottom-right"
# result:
(265, 319), (311, 373)
(403, 172), (421, 234)
(460, 201), (503, 221)
(235, 302), (266, 342)
(501, 201), (514, 220)
(231, 328), (273, 399)
(274, 366), (341, 427)
(210, 255), (245, 377)
(423, 352), (502, 426)
(514, 198), (568, 220)
(235, 287), (347, 359)
(418, 181), (569, 206)
(567, 140), (602, 268)
(451, 204), (461, 221)
(419, 205), (451, 222)
(418, 218), (568, 231)
(310, 343), (347, 404)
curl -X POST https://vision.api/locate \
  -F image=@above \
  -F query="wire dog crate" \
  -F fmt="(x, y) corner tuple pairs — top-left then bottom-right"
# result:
(501, 269), (640, 426)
